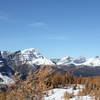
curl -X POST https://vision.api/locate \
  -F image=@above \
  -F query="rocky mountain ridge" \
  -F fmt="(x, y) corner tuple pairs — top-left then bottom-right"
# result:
(0, 48), (100, 84)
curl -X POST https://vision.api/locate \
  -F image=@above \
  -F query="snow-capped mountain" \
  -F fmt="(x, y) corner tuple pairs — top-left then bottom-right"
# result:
(56, 56), (86, 65)
(84, 56), (100, 66)
(21, 48), (54, 65)
(0, 51), (14, 84)
(56, 56), (100, 67)
(1, 48), (54, 66)
(0, 51), (14, 76)
(1, 51), (12, 58)
(1, 48), (100, 67)
(0, 48), (100, 84)
(0, 48), (54, 84)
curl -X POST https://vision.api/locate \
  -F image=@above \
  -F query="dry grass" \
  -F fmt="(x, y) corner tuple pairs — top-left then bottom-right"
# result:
(77, 88), (89, 96)
(63, 92), (73, 100)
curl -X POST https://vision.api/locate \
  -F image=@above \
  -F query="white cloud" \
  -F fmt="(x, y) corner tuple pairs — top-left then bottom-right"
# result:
(29, 22), (48, 27)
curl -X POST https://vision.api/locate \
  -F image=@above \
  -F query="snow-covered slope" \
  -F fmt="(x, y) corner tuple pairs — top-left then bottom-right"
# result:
(1, 48), (54, 66)
(84, 56), (100, 66)
(0, 73), (14, 85)
(57, 56), (73, 65)
(21, 48), (54, 65)
(44, 85), (93, 100)
(56, 56), (100, 67)
(0, 52), (14, 85)
(1, 51), (12, 58)
(56, 56), (86, 65)
(1, 48), (100, 66)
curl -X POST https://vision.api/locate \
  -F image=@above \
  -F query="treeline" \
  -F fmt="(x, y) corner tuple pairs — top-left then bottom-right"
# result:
(0, 67), (100, 100)
(45, 72), (100, 100)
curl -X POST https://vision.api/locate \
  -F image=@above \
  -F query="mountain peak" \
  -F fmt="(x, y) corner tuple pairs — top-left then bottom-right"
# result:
(1, 48), (100, 67)
(21, 48), (40, 54)
(56, 56), (100, 67)
(61, 56), (71, 60)
(1, 48), (54, 66)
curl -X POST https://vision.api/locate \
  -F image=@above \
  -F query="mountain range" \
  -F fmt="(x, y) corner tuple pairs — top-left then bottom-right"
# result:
(52, 56), (100, 67)
(1, 48), (100, 67)
(0, 48), (100, 84)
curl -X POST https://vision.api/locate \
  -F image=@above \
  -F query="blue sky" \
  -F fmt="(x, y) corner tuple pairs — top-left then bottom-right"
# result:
(0, 0), (100, 58)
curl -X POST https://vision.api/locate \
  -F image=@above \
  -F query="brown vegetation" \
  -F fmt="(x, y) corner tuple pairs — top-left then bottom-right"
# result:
(0, 67), (99, 100)
(63, 92), (73, 100)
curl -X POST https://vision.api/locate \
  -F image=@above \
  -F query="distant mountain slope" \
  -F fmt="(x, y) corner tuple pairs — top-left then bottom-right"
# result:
(2, 48), (100, 67)
(53, 56), (100, 67)
(0, 48), (100, 85)
(0, 51), (14, 84)
(1, 48), (54, 66)
(0, 51), (14, 76)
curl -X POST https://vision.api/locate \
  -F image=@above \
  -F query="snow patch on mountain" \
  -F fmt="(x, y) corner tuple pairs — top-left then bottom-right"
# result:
(57, 56), (86, 65)
(1, 48), (100, 66)
(21, 48), (54, 65)
(1, 48), (54, 66)
(56, 56), (100, 67)
(84, 56), (100, 66)
(0, 73), (14, 85)
(1, 51), (12, 58)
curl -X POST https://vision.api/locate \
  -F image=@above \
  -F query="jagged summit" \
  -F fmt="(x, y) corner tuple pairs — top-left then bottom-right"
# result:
(0, 48), (100, 84)
(56, 56), (100, 67)
(1, 48), (54, 65)
(21, 48), (44, 60)
(1, 48), (100, 66)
